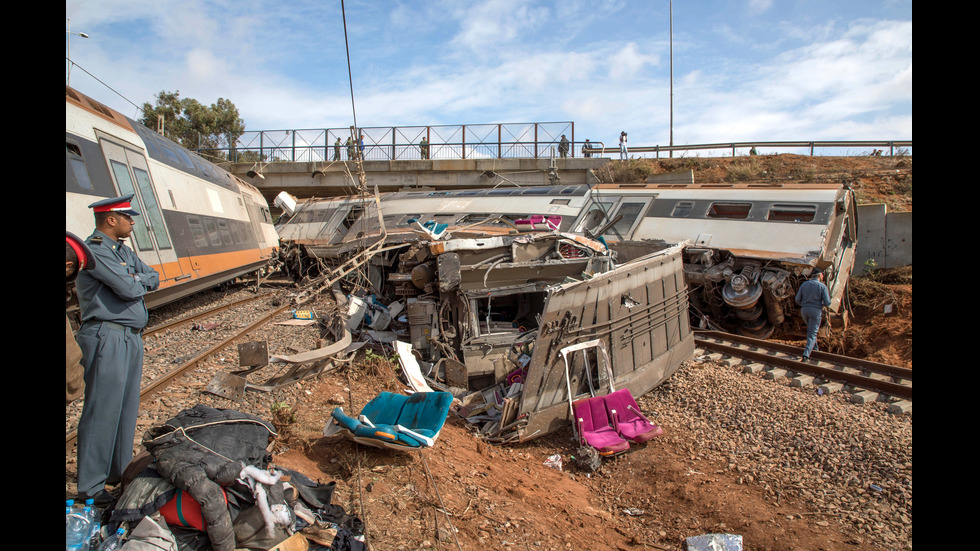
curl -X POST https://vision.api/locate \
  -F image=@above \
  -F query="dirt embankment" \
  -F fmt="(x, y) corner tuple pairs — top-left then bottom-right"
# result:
(602, 153), (913, 214)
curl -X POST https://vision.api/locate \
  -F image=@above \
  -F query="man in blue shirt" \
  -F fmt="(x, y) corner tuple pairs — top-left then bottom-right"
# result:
(795, 268), (831, 360)
(73, 195), (159, 505)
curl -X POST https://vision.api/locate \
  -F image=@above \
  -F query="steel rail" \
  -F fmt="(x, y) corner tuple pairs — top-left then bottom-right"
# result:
(66, 302), (292, 450)
(694, 330), (912, 401)
(143, 292), (272, 337)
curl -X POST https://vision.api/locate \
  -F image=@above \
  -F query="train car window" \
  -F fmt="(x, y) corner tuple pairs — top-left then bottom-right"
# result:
(140, 132), (160, 158)
(342, 206), (365, 229)
(550, 199), (570, 205)
(66, 143), (94, 191)
(217, 220), (233, 245)
(707, 202), (752, 219)
(612, 202), (646, 236)
(205, 218), (221, 246)
(767, 204), (816, 222)
(576, 201), (615, 233)
(133, 168), (172, 250)
(175, 148), (197, 171)
(188, 217), (210, 248)
(521, 187), (554, 195)
(109, 160), (154, 252)
(671, 201), (695, 217)
(157, 144), (182, 168)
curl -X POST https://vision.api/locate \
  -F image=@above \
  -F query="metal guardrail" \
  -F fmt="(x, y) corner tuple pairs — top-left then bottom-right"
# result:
(197, 122), (584, 163)
(194, 121), (911, 163)
(599, 140), (913, 158)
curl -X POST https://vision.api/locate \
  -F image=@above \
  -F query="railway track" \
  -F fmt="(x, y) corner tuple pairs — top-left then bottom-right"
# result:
(693, 330), (912, 411)
(66, 290), (294, 451)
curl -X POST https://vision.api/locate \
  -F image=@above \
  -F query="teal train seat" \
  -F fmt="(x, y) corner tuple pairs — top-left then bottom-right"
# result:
(324, 391), (453, 450)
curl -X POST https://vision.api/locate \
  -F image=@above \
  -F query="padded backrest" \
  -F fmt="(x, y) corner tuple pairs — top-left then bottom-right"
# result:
(359, 392), (408, 425)
(603, 389), (640, 421)
(573, 396), (612, 432)
(397, 391), (453, 432)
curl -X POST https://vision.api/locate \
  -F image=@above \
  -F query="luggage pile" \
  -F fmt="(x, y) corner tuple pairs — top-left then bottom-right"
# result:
(104, 405), (364, 551)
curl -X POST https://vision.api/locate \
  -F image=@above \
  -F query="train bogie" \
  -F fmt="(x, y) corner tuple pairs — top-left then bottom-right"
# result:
(66, 86), (278, 311)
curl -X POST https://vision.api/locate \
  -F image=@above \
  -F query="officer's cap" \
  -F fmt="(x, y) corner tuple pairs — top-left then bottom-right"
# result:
(89, 194), (141, 216)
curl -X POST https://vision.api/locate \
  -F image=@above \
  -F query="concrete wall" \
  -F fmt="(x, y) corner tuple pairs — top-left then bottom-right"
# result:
(854, 204), (912, 273)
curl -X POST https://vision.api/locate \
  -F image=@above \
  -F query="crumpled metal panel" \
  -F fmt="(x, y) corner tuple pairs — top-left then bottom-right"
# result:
(516, 244), (694, 439)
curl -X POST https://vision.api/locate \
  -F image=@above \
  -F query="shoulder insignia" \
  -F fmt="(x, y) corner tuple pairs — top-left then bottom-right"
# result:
(89, 236), (103, 245)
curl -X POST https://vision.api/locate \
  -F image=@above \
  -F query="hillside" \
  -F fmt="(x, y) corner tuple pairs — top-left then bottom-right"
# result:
(601, 152), (913, 213)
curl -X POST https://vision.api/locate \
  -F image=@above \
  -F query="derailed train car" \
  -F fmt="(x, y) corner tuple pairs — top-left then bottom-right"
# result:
(273, 179), (856, 439)
(567, 182), (858, 339)
(66, 86), (279, 311)
(277, 180), (857, 338)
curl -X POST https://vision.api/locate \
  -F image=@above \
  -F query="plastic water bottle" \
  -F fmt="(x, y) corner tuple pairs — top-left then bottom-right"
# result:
(83, 499), (102, 550)
(66, 499), (91, 551)
(97, 527), (125, 551)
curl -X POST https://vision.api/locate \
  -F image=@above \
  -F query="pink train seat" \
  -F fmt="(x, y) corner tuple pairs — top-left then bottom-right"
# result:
(572, 397), (630, 456)
(602, 388), (664, 444)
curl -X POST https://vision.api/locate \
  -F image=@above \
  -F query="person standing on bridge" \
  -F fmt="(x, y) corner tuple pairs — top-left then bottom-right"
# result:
(795, 268), (831, 361)
(73, 195), (159, 506)
(582, 139), (592, 158)
(619, 131), (628, 160)
(420, 136), (429, 160)
(558, 135), (569, 158)
(333, 137), (341, 161)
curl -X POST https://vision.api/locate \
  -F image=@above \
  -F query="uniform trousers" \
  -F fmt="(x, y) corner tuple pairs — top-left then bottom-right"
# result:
(75, 321), (144, 496)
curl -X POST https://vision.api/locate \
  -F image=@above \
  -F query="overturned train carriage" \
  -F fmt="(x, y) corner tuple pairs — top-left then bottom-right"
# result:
(276, 180), (858, 341)
(385, 233), (693, 441)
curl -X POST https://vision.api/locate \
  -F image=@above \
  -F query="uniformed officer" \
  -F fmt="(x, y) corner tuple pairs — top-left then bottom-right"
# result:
(74, 194), (160, 505)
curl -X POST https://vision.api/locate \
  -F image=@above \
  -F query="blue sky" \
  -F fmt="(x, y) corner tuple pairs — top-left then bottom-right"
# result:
(66, 0), (911, 153)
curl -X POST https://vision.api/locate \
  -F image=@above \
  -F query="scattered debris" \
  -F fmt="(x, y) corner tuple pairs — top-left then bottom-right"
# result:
(685, 533), (743, 551)
(543, 454), (563, 471)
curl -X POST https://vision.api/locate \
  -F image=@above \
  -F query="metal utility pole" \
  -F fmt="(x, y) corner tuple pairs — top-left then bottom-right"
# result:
(67, 18), (90, 86)
(669, 0), (674, 158)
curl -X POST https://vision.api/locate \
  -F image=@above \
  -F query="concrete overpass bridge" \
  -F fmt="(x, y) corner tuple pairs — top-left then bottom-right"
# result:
(228, 157), (611, 205)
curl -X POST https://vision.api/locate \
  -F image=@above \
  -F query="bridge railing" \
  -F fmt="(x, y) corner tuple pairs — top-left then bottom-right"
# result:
(197, 122), (582, 163)
(599, 140), (913, 158)
(194, 121), (911, 163)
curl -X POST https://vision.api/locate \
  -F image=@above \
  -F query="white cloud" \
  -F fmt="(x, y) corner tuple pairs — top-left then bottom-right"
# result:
(608, 42), (660, 80)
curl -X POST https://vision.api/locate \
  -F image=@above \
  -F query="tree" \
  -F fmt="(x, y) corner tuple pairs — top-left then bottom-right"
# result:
(140, 90), (245, 155)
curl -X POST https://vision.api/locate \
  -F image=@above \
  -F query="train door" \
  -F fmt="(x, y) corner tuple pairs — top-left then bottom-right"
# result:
(243, 193), (271, 249)
(98, 135), (183, 282)
(572, 196), (653, 242)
